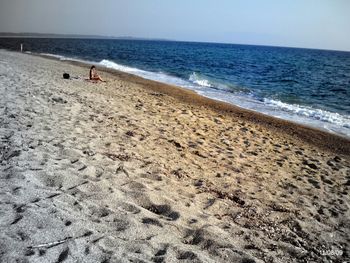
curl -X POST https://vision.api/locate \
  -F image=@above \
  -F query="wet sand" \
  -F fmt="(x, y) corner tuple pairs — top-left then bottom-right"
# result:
(0, 50), (349, 262)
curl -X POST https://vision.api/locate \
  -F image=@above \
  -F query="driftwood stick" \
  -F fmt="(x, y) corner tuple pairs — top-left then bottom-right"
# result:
(28, 236), (72, 249)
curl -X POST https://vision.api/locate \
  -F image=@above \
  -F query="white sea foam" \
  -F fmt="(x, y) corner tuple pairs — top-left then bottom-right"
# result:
(100, 59), (144, 73)
(39, 53), (94, 64)
(189, 72), (213, 88)
(40, 53), (67, 60)
(99, 59), (192, 88)
(188, 72), (235, 92)
(263, 99), (350, 129)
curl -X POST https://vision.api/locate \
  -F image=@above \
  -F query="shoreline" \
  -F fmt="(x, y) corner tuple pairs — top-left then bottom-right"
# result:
(37, 51), (350, 156)
(1, 50), (349, 262)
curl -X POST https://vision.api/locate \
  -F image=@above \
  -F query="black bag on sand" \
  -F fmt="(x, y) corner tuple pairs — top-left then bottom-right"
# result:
(63, 73), (70, 79)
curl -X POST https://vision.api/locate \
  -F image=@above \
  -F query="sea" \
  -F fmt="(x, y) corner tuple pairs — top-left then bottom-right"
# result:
(1, 38), (350, 138)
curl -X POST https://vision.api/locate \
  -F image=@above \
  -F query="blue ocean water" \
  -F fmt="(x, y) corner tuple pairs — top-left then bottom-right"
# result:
(1, 38), (350, 137)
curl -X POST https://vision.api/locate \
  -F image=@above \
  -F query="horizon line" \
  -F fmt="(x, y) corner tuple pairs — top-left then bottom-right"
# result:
(1, 32), (349, 53)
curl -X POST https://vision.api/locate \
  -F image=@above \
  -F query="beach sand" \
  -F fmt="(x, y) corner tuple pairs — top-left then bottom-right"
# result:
(0, 50), (349, 263)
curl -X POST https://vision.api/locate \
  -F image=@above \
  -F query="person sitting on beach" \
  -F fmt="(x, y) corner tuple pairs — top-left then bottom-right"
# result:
(89, 65), (105, 82)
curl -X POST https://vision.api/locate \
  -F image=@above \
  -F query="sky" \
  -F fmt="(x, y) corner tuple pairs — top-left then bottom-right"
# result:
(0, 0), (349, 51)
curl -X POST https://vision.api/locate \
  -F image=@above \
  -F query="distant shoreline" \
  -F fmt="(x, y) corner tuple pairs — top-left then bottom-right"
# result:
(0, 32), (172, 42)
(1, 33), (349, 53)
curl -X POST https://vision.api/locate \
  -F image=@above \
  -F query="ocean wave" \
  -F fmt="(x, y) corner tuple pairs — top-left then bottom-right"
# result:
(100, 60), (224, 92)
(40, 53), (67, 60)
(99, 59), (144, 74)
(264, 98), (350, 128)
(189, 72), (213, 88)
(39, 53), (94, 64)
(188, 72), (252, 95)
(99, 59), (193, 88)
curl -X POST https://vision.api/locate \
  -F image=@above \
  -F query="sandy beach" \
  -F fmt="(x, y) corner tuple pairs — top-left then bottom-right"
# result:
(0, 49), (349, 262)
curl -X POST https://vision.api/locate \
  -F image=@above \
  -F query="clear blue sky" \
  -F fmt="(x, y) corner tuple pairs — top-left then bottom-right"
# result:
(0, 0), (349, 51)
